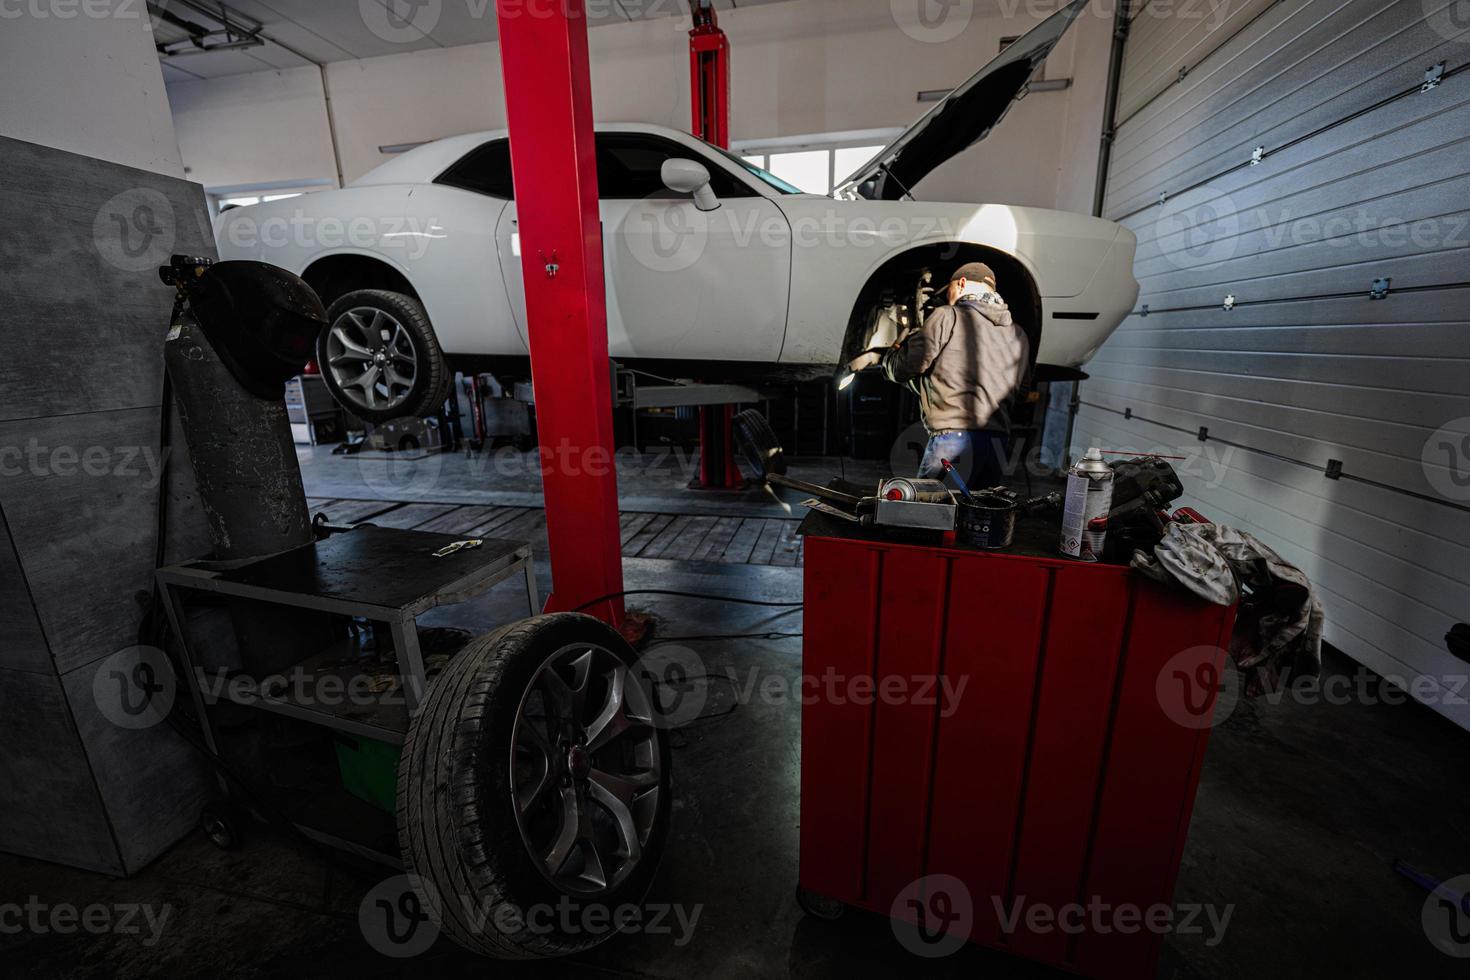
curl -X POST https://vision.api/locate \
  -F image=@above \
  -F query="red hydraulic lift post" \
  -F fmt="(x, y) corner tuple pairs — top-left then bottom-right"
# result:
(494, 0), (624, 625)
(688, 0), (730, 150)
(687, 0), (744, 491)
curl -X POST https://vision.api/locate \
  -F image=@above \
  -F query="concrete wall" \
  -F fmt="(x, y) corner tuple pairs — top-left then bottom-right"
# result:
(166, 0), (1117, 212)
(0, 1), (183, 177)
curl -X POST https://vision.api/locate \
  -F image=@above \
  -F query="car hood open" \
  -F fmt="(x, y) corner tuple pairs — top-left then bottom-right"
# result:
(835, 0), (1088, 201)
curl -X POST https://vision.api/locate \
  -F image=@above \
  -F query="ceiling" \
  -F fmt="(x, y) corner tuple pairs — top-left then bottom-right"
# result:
(155, 0), (791, 81)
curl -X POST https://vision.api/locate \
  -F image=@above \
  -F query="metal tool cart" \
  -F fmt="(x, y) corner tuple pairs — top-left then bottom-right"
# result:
(155, 523), (538, 864)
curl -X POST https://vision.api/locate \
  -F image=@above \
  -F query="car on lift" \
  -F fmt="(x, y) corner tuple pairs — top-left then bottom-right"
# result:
(214, 1), (1136, 423)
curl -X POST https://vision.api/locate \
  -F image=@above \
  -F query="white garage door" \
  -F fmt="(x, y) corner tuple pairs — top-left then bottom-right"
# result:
(1078, 0), (1470, 727)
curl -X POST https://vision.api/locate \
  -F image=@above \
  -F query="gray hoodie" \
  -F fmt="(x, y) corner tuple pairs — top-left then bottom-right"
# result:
(882, 292), (1029, 435)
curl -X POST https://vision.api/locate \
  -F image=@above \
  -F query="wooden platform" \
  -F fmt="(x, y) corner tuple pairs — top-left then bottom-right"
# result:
(306, 499), (804, 567)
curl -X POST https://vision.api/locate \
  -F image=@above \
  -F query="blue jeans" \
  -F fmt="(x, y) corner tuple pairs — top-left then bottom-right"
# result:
(919, 430), (1009, 492)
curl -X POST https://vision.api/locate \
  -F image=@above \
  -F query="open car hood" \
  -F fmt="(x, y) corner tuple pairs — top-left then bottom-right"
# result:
(835, 0), (1087, 201)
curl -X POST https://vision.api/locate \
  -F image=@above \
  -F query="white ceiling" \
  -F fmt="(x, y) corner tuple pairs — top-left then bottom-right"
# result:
(156, 0), (792, 81)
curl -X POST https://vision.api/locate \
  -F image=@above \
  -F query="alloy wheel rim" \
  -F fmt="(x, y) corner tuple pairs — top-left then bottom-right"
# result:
(325, 307), (418, 413)
(510, 643), (662, 896)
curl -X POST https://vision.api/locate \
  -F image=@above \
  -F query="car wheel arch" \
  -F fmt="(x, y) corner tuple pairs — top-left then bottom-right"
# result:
(301, 252), (421, 312)
(839, 242), (1043, 376)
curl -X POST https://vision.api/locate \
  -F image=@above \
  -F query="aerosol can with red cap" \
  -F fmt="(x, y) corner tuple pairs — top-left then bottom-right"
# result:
(1060, 448), (1114, 561)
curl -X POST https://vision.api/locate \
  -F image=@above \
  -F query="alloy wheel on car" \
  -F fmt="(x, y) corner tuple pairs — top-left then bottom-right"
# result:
(324, 306), (419, 414)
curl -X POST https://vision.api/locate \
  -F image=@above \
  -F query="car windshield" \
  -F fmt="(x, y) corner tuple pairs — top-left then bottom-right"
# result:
(700, 140), (803, 195)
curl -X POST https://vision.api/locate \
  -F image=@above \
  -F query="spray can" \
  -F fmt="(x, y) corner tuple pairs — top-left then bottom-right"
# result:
(1060, 448), (1115, 560)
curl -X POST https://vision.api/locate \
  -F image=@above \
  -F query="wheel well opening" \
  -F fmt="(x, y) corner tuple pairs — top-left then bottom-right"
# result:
(301, 255), (419, 311)
(839, 243), (1043, 377)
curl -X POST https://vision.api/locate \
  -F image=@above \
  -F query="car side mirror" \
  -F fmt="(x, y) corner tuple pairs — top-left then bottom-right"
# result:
(661, 158), (720, 212)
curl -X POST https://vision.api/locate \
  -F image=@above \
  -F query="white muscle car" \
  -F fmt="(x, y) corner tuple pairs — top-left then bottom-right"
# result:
(215, 0), (1137, 422)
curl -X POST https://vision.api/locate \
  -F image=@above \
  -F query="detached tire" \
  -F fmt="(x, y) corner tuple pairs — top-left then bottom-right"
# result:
(733, 409), (787, 478)
(398, 615), (672, 959)
(319, 289), (448, 423)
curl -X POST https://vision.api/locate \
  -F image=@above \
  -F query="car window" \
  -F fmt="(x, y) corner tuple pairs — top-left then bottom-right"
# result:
(596, 134), (756, 199)
(436, 139), (515, 198)
(435, 134), (758, 201)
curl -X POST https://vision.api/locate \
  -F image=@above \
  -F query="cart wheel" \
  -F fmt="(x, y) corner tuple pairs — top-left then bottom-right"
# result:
(796, 887), (845, 921)
(398, 615), (672, 959)
(200, 801), (243, 850)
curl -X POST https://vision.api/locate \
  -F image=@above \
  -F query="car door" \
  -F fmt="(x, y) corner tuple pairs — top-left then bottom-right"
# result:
(416, 137), (522, 355)
(495, 132), (792, 364)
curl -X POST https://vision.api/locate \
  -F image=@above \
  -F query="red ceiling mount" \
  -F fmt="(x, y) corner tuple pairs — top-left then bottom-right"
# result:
(688, 0), (730, 149)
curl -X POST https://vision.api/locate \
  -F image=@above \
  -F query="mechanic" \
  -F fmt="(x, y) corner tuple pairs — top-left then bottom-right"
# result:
(881, 262), (1029, 490)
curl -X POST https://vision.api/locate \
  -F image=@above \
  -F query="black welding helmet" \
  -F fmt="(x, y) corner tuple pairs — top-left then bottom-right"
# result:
(183, 260), (327, 399)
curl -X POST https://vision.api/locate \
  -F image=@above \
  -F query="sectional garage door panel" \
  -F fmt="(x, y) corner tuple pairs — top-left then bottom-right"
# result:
(1106, 0), (1468, 219)
(1108, 0), (1352, 185)
(1122, 79), (1470, 306)
(1082, 0), (1470, 727)
(1115, 0), (1278, 127)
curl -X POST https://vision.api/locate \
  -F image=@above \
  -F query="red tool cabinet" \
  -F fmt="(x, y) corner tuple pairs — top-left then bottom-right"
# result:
(799, 530), (1236, 978)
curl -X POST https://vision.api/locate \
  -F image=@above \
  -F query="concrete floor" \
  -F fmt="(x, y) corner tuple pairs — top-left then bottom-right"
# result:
(3, 449), (1468, 978)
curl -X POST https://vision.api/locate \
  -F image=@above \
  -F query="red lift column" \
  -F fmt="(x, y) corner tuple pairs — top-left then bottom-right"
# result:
(688, 0), (731, 150)
(495, 0), (624, 625)
(687, 0), (744, 491)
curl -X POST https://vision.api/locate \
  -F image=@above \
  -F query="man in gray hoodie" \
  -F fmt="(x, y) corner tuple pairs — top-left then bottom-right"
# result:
(881, 262), (1029, 490)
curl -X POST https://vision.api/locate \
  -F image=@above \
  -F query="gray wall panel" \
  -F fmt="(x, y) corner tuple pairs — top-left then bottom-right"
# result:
(0, 409), (164, 675)
(0, 134), (214, 423)
(0, 134), (220, 871)
(59, 660), (212, 875)
(0, 666), (122, 875)
(0, 508), (50, 674)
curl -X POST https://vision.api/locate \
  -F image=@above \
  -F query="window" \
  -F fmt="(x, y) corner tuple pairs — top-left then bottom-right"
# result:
(595, 134), (755, 199)
(436, 139), (515, 198)
(435, 134), (759, 201)
(736, 138), (889, 196)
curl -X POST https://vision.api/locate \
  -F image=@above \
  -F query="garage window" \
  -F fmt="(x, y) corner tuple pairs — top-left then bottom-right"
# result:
(737, 138), (892, 196)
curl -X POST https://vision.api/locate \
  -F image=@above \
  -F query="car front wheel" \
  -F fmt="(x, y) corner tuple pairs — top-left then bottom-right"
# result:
(319, 289), (448, 423)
